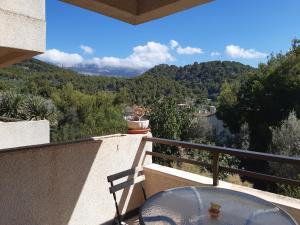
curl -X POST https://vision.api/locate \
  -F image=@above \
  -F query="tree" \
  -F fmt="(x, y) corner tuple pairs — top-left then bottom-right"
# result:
(50, 83), (126, 142)
(149, 97), (194, 162)
(270, 111), (300, 198)
(217, 39), (300, 190)
(217, 81), (241, 132)
(270, 111), (300, 158)
(150, 97), (193, 141)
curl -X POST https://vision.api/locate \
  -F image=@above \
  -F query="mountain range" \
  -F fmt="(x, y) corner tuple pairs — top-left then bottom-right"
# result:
(70, 63), (144, 77)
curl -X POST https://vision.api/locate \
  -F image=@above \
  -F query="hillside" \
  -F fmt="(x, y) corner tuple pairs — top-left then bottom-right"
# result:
(0, 59), (192, 105)
(145, 61), (255, 100)
(0, 59), (254, 104)
(0, 59), (255, 142)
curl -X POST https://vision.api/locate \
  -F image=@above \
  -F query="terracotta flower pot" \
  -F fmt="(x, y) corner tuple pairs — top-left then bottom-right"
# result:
(127, 119), (149, 130)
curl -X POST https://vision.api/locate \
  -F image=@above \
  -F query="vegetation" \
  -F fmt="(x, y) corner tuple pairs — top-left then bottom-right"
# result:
(149, 97), (241, 180)
(50, 83), (126, 142)
(145, 61), (254, 101)
(0, 58), (249, 142)
(270, 112), (300, 198)
(217, 39), (300, 194)
(0, 91), (56, 122)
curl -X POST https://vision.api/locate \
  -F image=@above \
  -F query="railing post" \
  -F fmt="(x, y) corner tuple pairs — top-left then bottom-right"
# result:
(212, 152), (220, 186)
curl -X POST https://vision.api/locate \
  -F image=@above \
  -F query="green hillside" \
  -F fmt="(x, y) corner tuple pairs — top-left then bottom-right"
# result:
(0, 59), (254, 142)
(145, 61), (255, 100)
(0, 59), (254, 104)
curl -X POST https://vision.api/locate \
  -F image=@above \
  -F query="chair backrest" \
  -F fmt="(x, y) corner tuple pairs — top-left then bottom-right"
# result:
(107, 166), (147, 224)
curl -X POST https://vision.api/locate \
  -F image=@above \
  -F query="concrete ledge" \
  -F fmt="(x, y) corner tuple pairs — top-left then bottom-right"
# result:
(144, 163), (300, 223)
(0, 1), (45, 67)
(0, 0), (45, 20)
(0, 120), (50, 149)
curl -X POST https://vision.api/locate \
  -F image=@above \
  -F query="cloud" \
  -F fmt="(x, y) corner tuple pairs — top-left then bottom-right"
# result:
(225, 45), (267, 59)
(37, 49), (84, 67)
(80, 45), (94, 54)
(169, 40), (203, 55)
(211, 51), (221, 57)
(170, 40), (179, 49)
(38, 40), (205, 73)
(87, 41), (174, 69)
(177, 46), (203, 55)
(38, 41), (175, 71)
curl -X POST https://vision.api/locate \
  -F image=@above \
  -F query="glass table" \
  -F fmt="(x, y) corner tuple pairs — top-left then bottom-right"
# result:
(139, 187), (298, 225)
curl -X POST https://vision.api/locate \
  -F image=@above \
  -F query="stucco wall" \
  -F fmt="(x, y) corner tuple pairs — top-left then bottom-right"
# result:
(0, 134), (152, 225)
(0, 0), (45, 67)
(144, 164), (300, 224)
(0, 120), (50, 149)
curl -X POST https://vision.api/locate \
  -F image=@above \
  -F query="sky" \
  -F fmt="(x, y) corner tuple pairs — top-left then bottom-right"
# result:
(39, 0), (300, 72)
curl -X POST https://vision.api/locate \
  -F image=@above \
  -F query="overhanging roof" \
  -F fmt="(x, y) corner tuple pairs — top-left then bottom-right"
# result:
(61, 0), (213, 25)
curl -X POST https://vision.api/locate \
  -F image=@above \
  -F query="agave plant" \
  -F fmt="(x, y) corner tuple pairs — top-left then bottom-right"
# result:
(0, 91), (57, 123)
(0, 91), (26, 119)
(24, 95), (57, 123)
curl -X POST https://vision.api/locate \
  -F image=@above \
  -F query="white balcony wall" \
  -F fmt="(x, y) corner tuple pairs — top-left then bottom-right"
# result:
(0, 120), (50, 149)
(0, 134), (152, 225)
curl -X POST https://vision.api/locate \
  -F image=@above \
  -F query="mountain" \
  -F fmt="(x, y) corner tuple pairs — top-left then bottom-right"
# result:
(70, 64), (144, 77)
(0, 59), (255, 104)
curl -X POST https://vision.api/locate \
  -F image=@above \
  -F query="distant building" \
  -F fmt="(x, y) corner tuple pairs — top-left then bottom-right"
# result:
(198, 105), (217, 116)
(209, 106), (217, 114)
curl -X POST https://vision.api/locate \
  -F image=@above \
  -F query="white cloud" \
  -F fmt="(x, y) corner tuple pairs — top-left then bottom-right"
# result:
(38, 41), (175, 71)
(170, 40), (179, 49)
(225, 45), (267, 59)
(37, 49), (84, 67)
(88, 41), (174, 69)
(211, 51), (221, 57)
(170, 40), (203, 55)
(38, 40), (206, 73)
(177, 46), (203, 55)
(80, 45), (94, 54)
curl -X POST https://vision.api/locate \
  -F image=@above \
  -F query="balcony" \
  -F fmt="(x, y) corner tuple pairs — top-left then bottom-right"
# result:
(0, 133), (299, 225)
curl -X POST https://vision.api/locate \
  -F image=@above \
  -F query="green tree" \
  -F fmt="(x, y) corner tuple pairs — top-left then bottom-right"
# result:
(149, 98), (194, 161)
(270, 111), (300, 198)
(217, 39), (300, 189)
(50, 83), (126, 142)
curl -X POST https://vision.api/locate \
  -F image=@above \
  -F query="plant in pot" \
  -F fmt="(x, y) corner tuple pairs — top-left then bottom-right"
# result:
(125, 105), (149, 133)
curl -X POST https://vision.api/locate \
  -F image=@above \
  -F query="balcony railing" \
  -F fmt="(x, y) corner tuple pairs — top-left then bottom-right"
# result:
(143, 137), (300, 187)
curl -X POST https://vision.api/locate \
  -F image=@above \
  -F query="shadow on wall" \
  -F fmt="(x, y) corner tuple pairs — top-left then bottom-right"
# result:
(0, 140), (102, 225)
(113, 139), (148, 222)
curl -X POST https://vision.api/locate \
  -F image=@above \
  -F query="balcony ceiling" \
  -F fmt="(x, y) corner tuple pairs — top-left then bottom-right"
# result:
(61, 0), (213, 25)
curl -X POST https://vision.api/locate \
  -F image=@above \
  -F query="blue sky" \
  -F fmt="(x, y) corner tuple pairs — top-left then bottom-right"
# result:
(40, 0), (300, 72)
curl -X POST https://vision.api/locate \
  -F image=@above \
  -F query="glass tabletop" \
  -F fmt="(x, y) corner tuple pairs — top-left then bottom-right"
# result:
(139, 187), (298, 225)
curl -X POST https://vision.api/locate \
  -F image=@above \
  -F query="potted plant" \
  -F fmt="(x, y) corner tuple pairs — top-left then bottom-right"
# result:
(125, 105), (149, 132)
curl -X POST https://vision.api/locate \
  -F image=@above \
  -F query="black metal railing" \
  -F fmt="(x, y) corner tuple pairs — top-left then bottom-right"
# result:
(143, 137), (300, 187)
